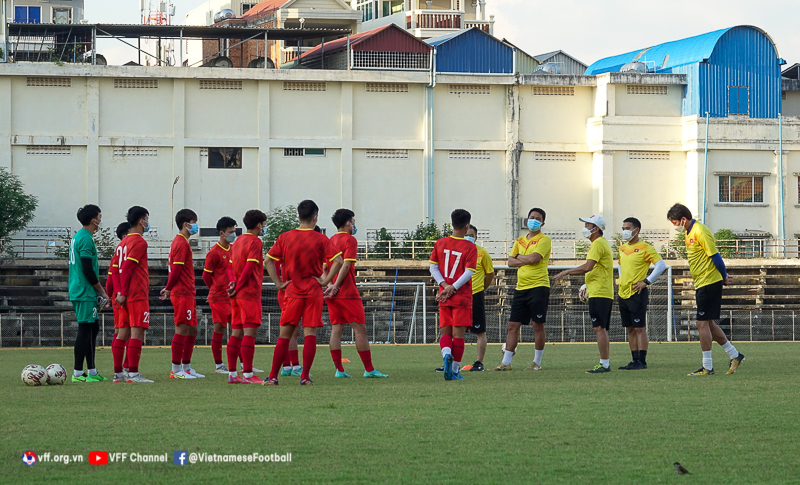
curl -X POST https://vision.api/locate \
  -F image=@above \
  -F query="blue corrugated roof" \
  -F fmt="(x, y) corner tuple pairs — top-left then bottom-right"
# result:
(425, 29), (472, 47)
(585, 26), (780, 75)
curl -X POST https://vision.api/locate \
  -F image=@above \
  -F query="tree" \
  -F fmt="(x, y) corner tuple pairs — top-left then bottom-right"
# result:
(713, 228), (737, 258)
(262, 205), (300, 250)
(0, 168), (38, 257)
(55, 227), (117, 259)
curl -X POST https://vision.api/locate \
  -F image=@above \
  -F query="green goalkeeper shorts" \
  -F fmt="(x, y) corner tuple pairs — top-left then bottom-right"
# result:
(71, 300), (99, 323)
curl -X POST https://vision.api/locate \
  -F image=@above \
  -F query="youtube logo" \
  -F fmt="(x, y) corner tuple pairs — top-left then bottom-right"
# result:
(89, 451), (109, 465)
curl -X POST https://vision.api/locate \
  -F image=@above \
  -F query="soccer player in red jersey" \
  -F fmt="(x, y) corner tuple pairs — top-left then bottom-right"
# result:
(429, 209), (478, 381)
(265, 200), (343, 386)
(203, 216), (237, 374)
(324, 209), (388, 378)
(114, 206), (154, 383)
(160, 209), (203, 379)
(227, 210), (268, 384)
(108, 221), (130, 381)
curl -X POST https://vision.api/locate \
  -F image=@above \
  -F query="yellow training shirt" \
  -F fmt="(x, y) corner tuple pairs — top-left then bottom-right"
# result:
(510, 233), (552, 290)
(685, 221), (723, 289)
(618, 241), (662, 299)
(585, 237), (614, 299)
(472, 245), (494, 294)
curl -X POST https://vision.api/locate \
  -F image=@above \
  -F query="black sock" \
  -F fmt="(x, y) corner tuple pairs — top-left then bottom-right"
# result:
(74, 324), (91, 372)
(640, 350), (647, 365)
(86, 322), (100, 370)
(632, 350), (639, 362)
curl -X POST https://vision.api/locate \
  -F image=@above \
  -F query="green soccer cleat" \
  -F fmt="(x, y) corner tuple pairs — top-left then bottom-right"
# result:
(335, 370), (352, 378)
(291, 368), (303, 377)
(85, 373), (107, 382)
(280, 368), (293, 377)
(586, 364), (611, 374)
(364, 369), (389, 378)
(71, 374), (87, 383)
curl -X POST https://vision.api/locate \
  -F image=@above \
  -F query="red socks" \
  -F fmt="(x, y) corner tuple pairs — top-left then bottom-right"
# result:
(171, 333), (185, 365)
(182, 335), (196, 365)
(302, 336), (317, 379)
(227, 335), (242, 373)
(127, 338), (143, 373)
(123, 339), (129, 369)
(289, 349), (299, 366)
(240, 335), (255, 374)
(330, 348), (344, 372)
(211, 331), (224, 365)
(358, 350), (374, 372)
(270, 337), (290, 379)
(452, 338), (465, 363)
(440, 334), (453, 352)
(112, 337), (127, 373)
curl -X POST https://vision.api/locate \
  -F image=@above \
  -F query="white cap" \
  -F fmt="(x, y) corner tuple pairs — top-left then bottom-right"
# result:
(579, 215), (606, 231)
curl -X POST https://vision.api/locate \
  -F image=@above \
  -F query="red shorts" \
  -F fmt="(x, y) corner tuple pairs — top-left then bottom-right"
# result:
(326, 298), (365, 325)
(277, 291), (286, 311)
(280, 296), (323, 327)
(232, 298), (262, 329)
(171, 295), (198, 327)
(126, 300), (150, 329)
(439, 305), (472, 328)
(113, 301), (129, 329)
(209, 300), (232, 326)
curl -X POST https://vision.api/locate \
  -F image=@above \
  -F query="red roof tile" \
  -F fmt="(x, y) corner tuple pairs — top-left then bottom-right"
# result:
(293, 24), (431, 62)
(240, 0), (287, 21)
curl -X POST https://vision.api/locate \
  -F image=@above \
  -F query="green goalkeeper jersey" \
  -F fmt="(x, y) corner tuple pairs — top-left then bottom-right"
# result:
(68, 228), (99, 302)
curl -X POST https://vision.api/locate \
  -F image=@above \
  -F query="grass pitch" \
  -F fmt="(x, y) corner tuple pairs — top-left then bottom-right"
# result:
(3, 342), (799, 484)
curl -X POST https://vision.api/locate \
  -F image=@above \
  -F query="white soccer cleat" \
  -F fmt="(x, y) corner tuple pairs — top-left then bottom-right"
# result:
(186, 368), (205, 378)
(126, 374), (154, 383)
(242, 363), (265, 373)
(170, 370), (197, 379)
(214, 365), (229, 374)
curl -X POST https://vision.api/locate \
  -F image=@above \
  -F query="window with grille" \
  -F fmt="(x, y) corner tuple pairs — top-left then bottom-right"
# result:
(449, 84), (491, 95)
(208, 148), (242, 169)
(352, 52), (430, 70)
(449, 150), (490, 160)
(283, 81), (326, 92)
(26, 146), (71, 155)
(718, 174), (764, 204)
(628, 151), (669, 160)
(112, 147), (157, 157)
(366, 149), (409, 159)
(626, 85), (668, 95)
(26, 77), (71, 87)
(534, 151), (576, 161)
(114, 79), (158, 89)
(284, 148), (326, 157)
(200, 80), (242, 90)
(365, 83), (409, 93)
(532, 86), (574, 96)
(241, 3), (257, 15)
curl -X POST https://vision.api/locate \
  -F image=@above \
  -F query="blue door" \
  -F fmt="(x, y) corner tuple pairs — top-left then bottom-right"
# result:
(14, 6), (26, 23)
(728, 86), (749, 115)
(29, 6), (41, 24)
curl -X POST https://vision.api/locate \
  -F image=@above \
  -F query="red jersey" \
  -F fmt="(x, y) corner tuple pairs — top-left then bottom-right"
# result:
(329, 232), (360, 299)
(429, 236), (478, 308)
(168, 234), (195, 298)
(231, 233), (263, 301)
(267, 229), (340, 299)
(108, 237), (126, 295)
(122, 233), (149, 302)
(204, 242), (232, 304)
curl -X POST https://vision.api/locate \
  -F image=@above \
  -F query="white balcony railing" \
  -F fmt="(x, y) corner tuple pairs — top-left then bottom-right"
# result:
(281, 46), (314, 65)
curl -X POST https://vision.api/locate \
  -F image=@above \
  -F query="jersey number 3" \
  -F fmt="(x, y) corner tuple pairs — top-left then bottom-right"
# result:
(442, 249), (462, 279)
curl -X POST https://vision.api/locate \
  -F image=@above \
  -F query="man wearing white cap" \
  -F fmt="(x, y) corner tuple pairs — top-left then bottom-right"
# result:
(554, 215), (614, 373)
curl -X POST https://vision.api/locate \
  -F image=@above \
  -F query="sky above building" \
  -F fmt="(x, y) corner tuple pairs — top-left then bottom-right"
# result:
(85, 0), (799, 68)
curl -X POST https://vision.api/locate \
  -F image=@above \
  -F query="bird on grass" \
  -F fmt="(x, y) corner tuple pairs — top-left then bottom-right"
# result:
(674, 462), (691, 475)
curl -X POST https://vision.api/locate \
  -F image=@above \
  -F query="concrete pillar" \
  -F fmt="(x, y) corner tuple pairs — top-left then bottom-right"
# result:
(86, 78), (100, 205)
(775, 149), (788, 240)
(505, 84), (521, 241)
(592, 150), (615, 233)
(258, 81), (271, 210)
(171, 79), (186, 224)
(340, 83), (353, 208)
(0, 77), (10, 169)
(685, 149), (701, 220)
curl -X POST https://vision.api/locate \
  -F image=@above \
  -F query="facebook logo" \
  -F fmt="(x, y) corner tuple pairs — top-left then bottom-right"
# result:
(173, 451), (188, 465)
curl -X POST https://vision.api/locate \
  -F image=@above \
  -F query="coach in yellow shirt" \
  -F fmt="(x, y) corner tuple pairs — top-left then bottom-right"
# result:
(492, 208), (551, 371)
(554, 214), (614, 373)
(667, 203), (744, 376)
(617, 217), (667, 370)
(465, 224), (494, 371)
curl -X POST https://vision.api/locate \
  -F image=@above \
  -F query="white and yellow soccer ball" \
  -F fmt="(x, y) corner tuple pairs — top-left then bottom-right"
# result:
(578, 284), (589, 303)
(21, 365), (47, 386)
(45, 364), (67, 385)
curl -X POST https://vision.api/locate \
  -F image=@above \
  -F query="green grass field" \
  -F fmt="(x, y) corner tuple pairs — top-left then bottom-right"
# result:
(3, 342), (799, 484)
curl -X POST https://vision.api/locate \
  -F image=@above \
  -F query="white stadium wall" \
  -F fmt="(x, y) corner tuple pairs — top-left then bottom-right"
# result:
(1, 65), (800, 244)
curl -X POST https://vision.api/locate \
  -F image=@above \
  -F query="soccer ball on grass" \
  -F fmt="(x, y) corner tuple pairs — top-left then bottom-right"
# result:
(45, 364), (67, 385)
(21, 365), (47, 386)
